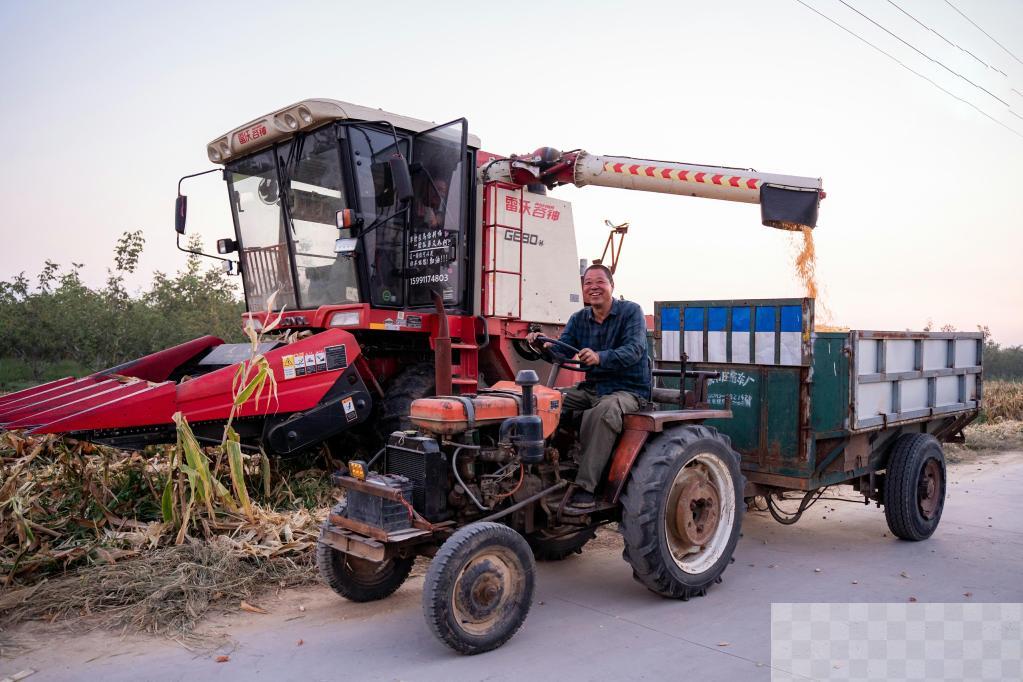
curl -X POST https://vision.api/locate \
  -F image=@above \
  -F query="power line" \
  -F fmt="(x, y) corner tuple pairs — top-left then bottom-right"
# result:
(792, 0), (1023, 140)
(944, 0), (1023, 66)
(836, 0), (1009, 107)
(887, 0), (1007, 77)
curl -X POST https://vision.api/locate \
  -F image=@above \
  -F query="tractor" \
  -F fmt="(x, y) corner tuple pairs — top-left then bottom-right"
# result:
(321, 337), (747, 653)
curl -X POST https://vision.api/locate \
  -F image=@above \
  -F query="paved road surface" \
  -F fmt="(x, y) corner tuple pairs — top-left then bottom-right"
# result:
(5, 453), (1021, 681)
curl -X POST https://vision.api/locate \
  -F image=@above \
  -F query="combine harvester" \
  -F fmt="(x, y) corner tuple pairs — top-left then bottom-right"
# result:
(0, 99), (822, 454)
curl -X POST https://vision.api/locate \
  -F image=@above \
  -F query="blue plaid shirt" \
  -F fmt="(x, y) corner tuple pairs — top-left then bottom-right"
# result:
(558, 299), (651, 400)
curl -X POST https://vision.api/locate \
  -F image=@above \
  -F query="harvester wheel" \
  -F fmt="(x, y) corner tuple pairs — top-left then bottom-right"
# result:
(378, 363), (435, 437)
(620, 425), (744, 599)
(526, 526), (596, 561)
(883, 433), (946, 541)
(423, 522), (535, 655)
(316, 502), (414, 602)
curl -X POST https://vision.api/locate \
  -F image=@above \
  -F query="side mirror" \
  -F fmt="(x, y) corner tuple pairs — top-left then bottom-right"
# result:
(389, 157), (413, 204)
(175, 195), (188, 234)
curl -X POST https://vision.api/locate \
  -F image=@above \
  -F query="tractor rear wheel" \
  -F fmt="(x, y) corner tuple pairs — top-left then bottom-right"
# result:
(423, 522), (535, 655)
(316, 502), (414, 602)
(883, 433), (946, 541)
(527, 526), (596, 561)
(620, 425), (744, 599)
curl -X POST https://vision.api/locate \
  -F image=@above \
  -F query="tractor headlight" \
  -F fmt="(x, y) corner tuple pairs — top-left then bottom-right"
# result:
(329, 311), (360, 327)
(348, 460), (367, 481)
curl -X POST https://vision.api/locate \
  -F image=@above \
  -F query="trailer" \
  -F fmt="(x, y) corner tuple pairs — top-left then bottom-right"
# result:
(653, 297), (982, 539)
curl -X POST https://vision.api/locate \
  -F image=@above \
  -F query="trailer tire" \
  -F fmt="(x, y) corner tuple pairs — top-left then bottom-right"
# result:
(883, 433), (946, 541)
(526, 526), (596, 561)
(378, 363), (435, 438)
(620, 425), (744, 599)
(423, 522), (535, 655)
(316, 502), (414, 602)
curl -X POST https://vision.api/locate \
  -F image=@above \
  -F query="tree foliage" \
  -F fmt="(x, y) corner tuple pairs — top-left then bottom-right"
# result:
(0, 231), (244, 383)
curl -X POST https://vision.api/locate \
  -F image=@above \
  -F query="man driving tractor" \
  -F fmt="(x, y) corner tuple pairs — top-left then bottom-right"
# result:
(528, 263), (652, 513)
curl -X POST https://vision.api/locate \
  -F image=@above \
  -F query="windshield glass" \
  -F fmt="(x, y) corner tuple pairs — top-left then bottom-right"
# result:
(280, 127), (358, 308)
(348, 125), (409, 307)
(228, 125), (357, 311)
(228, 148), (297, 311)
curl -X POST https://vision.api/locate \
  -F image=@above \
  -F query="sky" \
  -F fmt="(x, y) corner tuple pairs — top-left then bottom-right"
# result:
(1, 0), (1021, 343)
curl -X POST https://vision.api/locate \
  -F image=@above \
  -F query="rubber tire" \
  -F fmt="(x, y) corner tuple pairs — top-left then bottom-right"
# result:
(883, 433), (946, 541)
(423, 522), (535, 655)
(620, 425), (745, 599)
(378, 363), (435, 437)
(526, 527), (597, 561)
(316, 502), (414, 602)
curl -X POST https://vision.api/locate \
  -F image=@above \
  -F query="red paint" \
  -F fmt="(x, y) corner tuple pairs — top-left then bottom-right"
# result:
(628, 165), (640, 175)
(747, 179), (759, 189)
(729, 176), (740, 187)
(695, 172), (706, 183)
(679, 170), (689, 181)
(712, 174), (723, 185)
(661, 169), (672, 179)
(644, 166), (655, 177)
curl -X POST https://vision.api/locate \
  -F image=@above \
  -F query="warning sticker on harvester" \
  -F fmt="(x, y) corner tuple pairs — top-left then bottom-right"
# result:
(282, 354), (296, 380)
(304, 354), (316, 374)
(342, 396), (357, 422)
(295, 354), (306, 377)
(325, 344), (348, 371)
(315, 350), (327, 373)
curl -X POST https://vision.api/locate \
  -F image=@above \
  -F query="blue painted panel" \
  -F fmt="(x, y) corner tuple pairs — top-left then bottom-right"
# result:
(708, 307), (727, 332)
(661, 306), (680, 331)
(780, 305), (802, 332)
(684, 308), (705, 331)
(756, 307), (776, 332)
(732, 307), (751, 332)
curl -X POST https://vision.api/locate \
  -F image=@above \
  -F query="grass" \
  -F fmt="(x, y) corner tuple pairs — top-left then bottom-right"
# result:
(0, 357), (93, 392)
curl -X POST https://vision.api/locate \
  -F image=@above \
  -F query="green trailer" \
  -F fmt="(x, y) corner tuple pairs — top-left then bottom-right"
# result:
(652, 297), (983, 539)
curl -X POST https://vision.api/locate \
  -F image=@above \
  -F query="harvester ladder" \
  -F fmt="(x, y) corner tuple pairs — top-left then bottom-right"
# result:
(481, 181), (525, 320)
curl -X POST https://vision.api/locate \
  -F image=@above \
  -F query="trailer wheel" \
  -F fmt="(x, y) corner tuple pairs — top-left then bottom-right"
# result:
(316, 502), (414, 602)
(620, 425), (744, 599)
(423, 522), (535, 655)
(883, 433), (946, 541)
(527, 526), (596, 561)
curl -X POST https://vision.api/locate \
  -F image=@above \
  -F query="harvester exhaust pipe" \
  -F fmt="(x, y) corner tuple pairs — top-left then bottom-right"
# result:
(481, 149), (824, 230)
(432, 292), (453, 396)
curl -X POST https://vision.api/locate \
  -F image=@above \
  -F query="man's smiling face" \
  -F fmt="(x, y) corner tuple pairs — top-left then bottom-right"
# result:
(582, 268), (614, 308)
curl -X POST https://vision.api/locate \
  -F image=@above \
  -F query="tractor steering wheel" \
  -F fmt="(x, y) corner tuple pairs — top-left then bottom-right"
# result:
(534, 335), (593, 373)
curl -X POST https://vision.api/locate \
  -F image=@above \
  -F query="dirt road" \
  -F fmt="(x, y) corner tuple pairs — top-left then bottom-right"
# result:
(4, 452), (1022, 681)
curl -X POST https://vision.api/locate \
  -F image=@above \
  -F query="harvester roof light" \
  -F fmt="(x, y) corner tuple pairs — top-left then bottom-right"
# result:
(329, 311), (360, 327)
(298, 107), (313, 124)
(283, 113), (299, 130)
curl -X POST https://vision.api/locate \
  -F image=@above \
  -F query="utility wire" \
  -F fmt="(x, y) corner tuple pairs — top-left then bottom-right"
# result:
(837, 0), (1009, 107)
(887, 0), (1007, 77)
(944, 0), (1023, 67)
(792, 0), (1023, 140)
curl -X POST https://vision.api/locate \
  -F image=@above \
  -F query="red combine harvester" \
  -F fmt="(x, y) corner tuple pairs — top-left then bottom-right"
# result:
(0, 99), (823, 457)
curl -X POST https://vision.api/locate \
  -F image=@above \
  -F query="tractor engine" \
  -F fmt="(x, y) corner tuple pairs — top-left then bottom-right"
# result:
(366, 371), (567, 528)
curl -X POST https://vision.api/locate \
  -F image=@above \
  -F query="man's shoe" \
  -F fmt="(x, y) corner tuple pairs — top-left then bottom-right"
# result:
(564, 489), (596, 515)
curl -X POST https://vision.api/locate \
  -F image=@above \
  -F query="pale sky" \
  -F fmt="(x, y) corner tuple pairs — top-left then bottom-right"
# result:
(1, 0), (1021, 343)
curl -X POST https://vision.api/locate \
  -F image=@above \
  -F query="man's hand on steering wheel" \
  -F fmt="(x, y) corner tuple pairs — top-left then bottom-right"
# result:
(529, 335), (597, 372)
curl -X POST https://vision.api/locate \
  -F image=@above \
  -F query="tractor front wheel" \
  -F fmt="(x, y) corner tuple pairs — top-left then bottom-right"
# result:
(316, 502), (414, 602)
(620, 425), (744, 599)
(423, 522), (535, 655)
